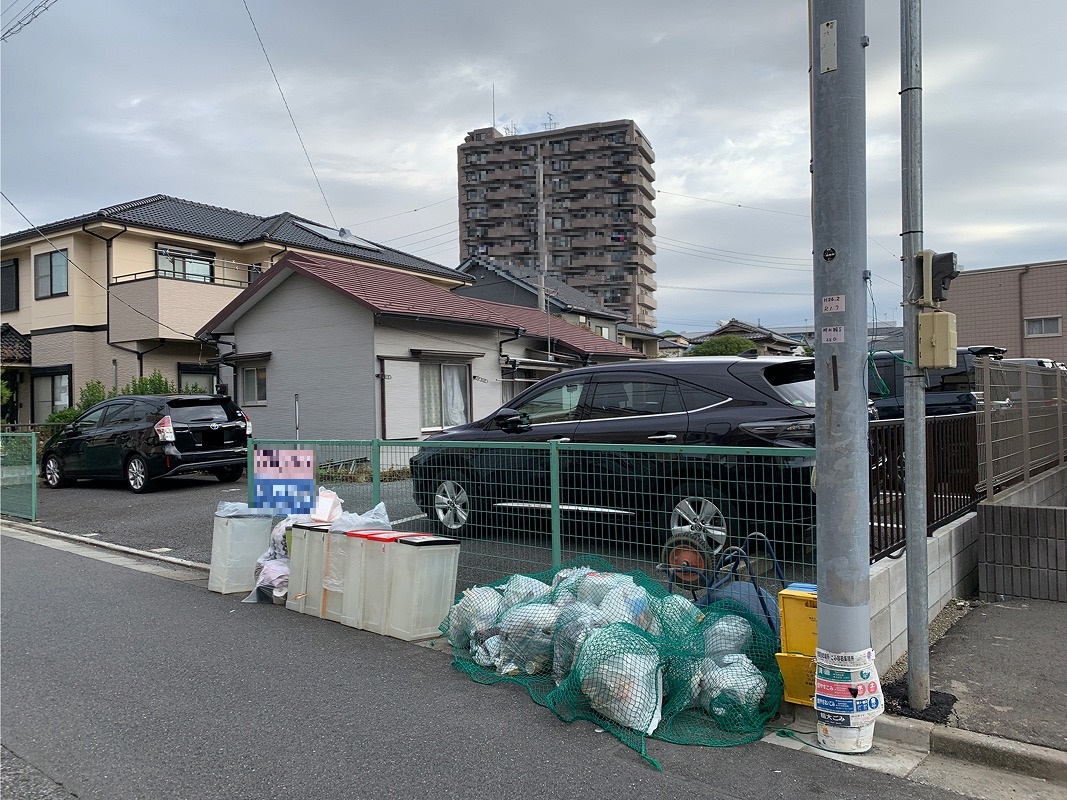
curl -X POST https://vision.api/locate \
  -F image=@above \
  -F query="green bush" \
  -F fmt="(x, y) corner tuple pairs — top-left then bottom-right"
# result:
(684, 335), (758, 357)
(44, 370), (188, 424)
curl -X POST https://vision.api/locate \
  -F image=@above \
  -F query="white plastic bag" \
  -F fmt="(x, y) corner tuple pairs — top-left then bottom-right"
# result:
(496, 602), (563, 676)
(310, 488), (343, 522)
(578, 626), (664, 734)
(330, 501), (392, 532)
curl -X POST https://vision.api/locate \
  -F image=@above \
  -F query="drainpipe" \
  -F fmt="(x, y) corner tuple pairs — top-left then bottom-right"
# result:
(83, 224), (142, 380)
(1017, 265), (1030, 357)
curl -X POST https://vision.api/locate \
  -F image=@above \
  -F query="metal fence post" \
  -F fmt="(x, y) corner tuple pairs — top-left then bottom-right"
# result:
(983, 360), (994, 500)
(371, 439), (381, 506)
(1021, 364), (1030, 482)
(549, 440), (561, 570)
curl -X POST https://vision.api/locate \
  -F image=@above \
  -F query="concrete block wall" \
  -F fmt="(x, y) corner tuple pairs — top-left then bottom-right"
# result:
(868, 512), (979, 676)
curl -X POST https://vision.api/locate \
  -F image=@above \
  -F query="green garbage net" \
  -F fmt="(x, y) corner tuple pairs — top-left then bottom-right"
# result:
(441, 556), (783, 768)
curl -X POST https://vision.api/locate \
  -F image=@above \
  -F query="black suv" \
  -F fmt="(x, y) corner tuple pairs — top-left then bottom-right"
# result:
(410, 355), (817, 554)
(41, 394), (249, 493)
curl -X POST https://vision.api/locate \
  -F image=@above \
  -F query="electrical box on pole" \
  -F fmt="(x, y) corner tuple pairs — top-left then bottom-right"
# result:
(916, 249), (960, 368)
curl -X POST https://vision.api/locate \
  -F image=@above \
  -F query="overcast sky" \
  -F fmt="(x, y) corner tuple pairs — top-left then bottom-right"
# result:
(2, 1), (1064, 334)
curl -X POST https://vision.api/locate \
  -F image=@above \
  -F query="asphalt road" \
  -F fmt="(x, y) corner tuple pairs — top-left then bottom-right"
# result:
(0, 534), (970, 800)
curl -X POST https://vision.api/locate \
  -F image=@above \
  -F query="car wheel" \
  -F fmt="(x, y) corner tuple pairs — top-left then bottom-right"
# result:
(428, 473), (480, 536)
(213, 465), (244, 483)
(660, 483), (733, 555)
(42, 454), (70, 488)
(125, 454), (152, 493)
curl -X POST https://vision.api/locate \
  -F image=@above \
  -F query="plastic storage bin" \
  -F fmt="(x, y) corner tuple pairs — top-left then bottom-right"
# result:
(360, 532), (419, 634)
(286, 523), (331, 615)
(208, 513), (275, 594)
(778, 583), (818, 655)
(384, 535), (460, 641)
(327, 529), (396, 629)
(776, 652), (816, 706)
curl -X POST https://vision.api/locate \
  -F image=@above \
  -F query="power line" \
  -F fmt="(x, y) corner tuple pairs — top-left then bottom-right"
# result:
(0, 0), (60, 41)
(656, 242), (810, 273)
(657, 235), (810, 265)
(658, 283), (810, 296)
(659, 189), (809, 219)
(353, 196), (456, 227)
(379, 219), (456, 243)
(241, 0), (336, 228)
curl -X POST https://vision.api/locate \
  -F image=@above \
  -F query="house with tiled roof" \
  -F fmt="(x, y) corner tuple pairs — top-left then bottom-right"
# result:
(197, 251), (642, 439)
(0, 195), (472, 424)
(692, 319), (803, 356)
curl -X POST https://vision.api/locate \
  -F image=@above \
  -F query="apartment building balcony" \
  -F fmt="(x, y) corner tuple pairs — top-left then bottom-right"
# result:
(636, 271), (658, 292)
(486, 186), (526, 200)
(632, 232), (656, 254)
(623, 173), (656, 200)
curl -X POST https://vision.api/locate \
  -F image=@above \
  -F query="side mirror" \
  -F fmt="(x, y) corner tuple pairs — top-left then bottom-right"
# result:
(494, 408), (530, 432)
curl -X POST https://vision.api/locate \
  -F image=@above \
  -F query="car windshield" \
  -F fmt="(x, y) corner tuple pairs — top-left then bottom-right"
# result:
(762, 361), (816, 408)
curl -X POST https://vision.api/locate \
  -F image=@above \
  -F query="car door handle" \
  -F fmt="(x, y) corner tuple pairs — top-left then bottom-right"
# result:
(647, 433), (677, 441)
(549, 437), (571, 443)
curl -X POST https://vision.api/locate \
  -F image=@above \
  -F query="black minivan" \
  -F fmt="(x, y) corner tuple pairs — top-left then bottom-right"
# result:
(41, 394), (249, 493)
(410, 355), (819, 554)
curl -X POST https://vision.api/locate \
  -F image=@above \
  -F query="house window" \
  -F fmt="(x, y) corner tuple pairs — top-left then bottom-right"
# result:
(241, 366), (267, 404)
(32, 369), (70, 421)
(34, 250), (68, 299)
(420, 363), (470, 430)
(178, 363), (219, 394)
(1025, 317), (1061, 337)
(156, 244), (214, 283)
(1, 258), (17, 311)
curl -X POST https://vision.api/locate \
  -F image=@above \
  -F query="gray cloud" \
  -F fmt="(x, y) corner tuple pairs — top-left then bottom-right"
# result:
(2, 0), (1063, 332)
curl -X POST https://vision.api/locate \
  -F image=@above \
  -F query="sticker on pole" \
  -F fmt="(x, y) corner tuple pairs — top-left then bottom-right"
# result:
(821, 326), (845, 343)
(813, 650), (884, 728)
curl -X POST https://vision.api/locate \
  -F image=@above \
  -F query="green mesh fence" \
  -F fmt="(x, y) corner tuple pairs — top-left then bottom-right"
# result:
(0, 433), (37, 521)
(441, 555), (783, 769)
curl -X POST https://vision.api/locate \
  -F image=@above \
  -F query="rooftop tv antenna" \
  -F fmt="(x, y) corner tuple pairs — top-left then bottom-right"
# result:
(542, 112), (557, 131)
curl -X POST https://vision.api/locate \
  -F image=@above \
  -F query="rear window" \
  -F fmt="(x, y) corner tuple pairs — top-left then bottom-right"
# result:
(166, 400), (238, 424)
(761, 361), (816, 408)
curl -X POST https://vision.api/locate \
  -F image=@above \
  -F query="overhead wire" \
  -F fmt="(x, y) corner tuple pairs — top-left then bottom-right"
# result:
(241, 0), (336, 228)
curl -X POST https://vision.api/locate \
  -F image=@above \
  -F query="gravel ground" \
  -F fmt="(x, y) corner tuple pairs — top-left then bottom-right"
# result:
(880, 597), (977, 724)
(1, 747), (76, 800)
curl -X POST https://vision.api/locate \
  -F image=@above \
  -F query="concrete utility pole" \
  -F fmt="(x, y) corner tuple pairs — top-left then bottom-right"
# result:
(810, 0), (873, 728)
(900, 0), (931, 711)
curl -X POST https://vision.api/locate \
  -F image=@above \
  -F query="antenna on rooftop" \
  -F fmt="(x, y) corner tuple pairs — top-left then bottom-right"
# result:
(542, 112), (557, 131)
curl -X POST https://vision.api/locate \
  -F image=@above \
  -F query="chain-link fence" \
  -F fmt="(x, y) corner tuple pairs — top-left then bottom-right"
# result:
(0, 432), (37, 521)
(252, 438), (818, 595)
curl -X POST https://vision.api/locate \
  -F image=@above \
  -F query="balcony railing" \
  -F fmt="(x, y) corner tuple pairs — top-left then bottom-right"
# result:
(110, 264), (259, 290)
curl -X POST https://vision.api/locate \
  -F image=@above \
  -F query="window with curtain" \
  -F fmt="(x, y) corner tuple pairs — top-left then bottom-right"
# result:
(34, 250), (67, 299)
(241, 366), (267, 404)
(32, 371), (70, 421)
(420, 363), (470, 430)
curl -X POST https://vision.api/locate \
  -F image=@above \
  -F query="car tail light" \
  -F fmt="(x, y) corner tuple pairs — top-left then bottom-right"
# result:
(241, 410), (251, 438)
(740, 418), (815, 447)
(154, 415), (175, 442)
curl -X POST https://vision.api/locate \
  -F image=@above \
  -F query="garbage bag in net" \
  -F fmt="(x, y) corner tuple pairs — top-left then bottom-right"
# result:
(650, 593), (705, 640)
(550, 565), (596, 598)
(551, 602), (604, 684)
(444, 586), (504, 656)
(500, 574), (551, 609)
(597, 583), (656, 631)
(703, 614), (754, 662)
(574, 572), (635, 607)
(700, 653), (768, 720)
(496, 602), (564, 676)
(575, 624), (664, 734)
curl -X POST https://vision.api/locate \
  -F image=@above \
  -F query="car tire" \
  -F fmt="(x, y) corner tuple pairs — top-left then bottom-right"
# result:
(42, 454), (70, 488)
(660, 483), (733, 555)
(213, 466), (244, 483)
(125, 454), (153, 493)
(428, 472), (481, 537)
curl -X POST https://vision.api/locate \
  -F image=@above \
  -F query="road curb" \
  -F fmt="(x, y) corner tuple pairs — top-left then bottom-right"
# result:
(929, 725), (1067, 784)
(0, 519), (210, 572)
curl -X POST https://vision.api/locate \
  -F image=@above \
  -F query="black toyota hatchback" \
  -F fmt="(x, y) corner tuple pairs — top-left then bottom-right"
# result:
(41, 394), (249, 493)
(410, 355), (817, 553)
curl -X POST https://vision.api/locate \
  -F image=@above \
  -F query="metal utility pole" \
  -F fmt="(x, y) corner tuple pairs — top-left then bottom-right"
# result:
(901, 0), (931, 711)
(810, 0), (876, 750)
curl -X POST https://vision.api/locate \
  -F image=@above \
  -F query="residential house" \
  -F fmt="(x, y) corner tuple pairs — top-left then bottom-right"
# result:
(690, 319), (802, 356)
(0, 195), (471, 424)
(940, 260), (1066, 362)
(197, 251), (643, 441)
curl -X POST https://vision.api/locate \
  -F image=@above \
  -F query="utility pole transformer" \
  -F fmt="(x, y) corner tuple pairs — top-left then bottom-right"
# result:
(810, 0), (880, 751)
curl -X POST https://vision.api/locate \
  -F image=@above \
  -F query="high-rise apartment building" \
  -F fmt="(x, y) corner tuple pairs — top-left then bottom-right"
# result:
(457, 119), (657, 329)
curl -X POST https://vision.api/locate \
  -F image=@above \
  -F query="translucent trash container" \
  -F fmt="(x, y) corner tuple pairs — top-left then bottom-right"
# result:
(208, 513), (275, 594)
(286, 523), (331, 616)
(323, 529), (395, 629)
(384, 535), (460, 641)
(360, 532), (417, 634)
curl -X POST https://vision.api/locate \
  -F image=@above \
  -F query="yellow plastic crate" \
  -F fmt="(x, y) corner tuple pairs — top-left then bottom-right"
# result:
(776, 652), (816, 706)
(778, 585), (818, 655)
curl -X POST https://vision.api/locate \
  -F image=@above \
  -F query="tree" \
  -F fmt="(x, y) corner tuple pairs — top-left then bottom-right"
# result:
(684, 335), (756, 357)
(45, 371), (184, 424)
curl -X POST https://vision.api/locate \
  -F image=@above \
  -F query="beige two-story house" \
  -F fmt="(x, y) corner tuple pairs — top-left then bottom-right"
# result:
(0, 195), (471, 424)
